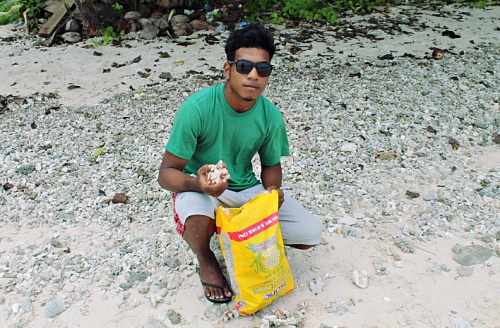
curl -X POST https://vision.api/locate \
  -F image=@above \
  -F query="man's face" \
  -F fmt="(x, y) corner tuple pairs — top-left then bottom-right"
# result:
(223, 47), (271, 112)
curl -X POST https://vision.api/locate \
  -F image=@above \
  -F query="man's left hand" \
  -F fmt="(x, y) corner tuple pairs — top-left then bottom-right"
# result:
(266, 185), (284, 209)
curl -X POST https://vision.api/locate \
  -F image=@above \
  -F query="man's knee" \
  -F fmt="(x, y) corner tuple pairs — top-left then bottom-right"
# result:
(305, 218), (322, 245)
(282, 216), (322, 246)
(185, 215), (216, 233)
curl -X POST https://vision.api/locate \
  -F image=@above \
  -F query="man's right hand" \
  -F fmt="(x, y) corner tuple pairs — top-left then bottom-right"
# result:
(197, 164), (228, 197)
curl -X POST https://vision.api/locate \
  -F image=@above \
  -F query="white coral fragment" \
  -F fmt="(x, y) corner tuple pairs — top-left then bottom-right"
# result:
(207, 160), (230, 184)
(352, 269), (368, 289)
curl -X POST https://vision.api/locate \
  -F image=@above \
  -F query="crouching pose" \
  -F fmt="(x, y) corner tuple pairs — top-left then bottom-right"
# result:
(158, 24), (322, 303)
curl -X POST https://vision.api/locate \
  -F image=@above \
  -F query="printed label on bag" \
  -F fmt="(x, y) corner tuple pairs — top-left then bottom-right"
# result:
(265, 280), (288, 299)
(226, 213), (278, 242)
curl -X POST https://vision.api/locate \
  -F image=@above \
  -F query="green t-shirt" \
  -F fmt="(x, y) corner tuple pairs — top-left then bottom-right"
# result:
(165, 84), (290, 191)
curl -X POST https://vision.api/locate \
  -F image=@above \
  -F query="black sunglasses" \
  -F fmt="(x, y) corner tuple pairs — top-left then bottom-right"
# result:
(227, 59), (274, 77)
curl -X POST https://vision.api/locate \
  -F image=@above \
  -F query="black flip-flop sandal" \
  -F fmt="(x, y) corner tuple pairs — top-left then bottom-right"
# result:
(201, 281), (233, 304)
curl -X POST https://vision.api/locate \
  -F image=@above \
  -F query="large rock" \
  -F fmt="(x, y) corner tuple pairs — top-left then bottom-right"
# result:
(171, 22), (193, 37)
(61, 32), (81, 43)
(190, 20), (209, 31)
(154, 18), (169, 30)
(156, 0), (186, 9)
(150, 11), (164, 19)
(64, 19), (81, 32)
(124, 11), (141, 20)
(138, 17), (153, 28)
(170, 14), (190, 24)
(140, 25), (160, 40)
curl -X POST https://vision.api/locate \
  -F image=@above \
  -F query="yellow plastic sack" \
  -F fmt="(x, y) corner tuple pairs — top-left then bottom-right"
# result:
(216, 190), (295, 316)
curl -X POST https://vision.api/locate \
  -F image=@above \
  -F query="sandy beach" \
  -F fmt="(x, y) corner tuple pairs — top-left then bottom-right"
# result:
(1, 4), (499, 107)
(1, 3), (499, 328)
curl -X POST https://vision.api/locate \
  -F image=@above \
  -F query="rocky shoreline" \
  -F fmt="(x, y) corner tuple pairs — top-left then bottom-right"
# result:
(1, 4), (499, 328)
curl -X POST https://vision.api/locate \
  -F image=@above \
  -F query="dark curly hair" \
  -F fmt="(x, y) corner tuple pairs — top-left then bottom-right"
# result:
(225, 24), (276, 62)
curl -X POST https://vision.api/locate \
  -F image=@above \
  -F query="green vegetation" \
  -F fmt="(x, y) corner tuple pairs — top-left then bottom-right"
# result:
(93, 26), (125, 46)
(158, 51), (171, 58)
(1, 0), (499, 32)
(457, 0), (498, 8)
(212, 8), (229, 20)
(0, 0), (46, 32)
(243, 0), (341, 24)
(93, 147), (106, 158)
(22, 0), (46, 32)
(0, 0), (22, 25)
(332, 0), (387, 13)
(240, 0), (499, 24)
(112, 2), (124, 16)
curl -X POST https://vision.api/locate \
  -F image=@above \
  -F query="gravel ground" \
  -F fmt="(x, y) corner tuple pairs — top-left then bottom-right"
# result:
(1, 34), (499, 327)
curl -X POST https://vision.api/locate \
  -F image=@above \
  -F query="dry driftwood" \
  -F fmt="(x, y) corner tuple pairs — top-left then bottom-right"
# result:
(38, 0), (75, 38)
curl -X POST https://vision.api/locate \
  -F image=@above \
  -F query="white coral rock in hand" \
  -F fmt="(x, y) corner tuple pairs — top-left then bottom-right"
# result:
(207, 160), (230, 185)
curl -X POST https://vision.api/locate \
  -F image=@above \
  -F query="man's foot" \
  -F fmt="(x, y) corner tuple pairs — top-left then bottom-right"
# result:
(199, 256), (233, 303)
(181, 215), (233, 303)
(201, 280), (232, 303)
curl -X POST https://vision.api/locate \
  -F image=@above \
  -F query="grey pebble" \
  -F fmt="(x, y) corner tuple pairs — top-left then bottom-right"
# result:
(449, 315), (471, 328)
(423, 193), (438, 201)
(128, 271), (149, 283)
(22, 296), (33, 312)
(394, 236), (415, 253)
(477, 185), (500, 198)
(44, 300), (66, 318)
(393, 261), (404, 268)
(159, 72), (173, 80)
(457, 266), (474, 277)
(373, 257), (387, 274)
(392, 253), (402, 261)
(17, 164), (36, 175)
(326, 298), (349, 316)
(204, 303), (228, 319)
(440, 264), (451, 272)
(166, 308), (182, 325)
(146, 315), (167, 328)
(163, 256), (180, 269)
(452, 245), (493, 266)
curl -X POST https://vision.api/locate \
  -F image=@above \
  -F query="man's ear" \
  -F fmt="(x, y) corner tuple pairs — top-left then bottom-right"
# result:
(223, 62), (231, 80)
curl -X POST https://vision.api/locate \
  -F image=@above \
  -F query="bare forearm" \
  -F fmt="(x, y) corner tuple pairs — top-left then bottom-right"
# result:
(158, 168), (202, 193)
(261, 163), (282, 189)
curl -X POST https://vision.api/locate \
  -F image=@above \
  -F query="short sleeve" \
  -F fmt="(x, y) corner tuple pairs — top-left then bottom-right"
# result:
(165, 99), (201, 160)
(258, 113), (290, 166)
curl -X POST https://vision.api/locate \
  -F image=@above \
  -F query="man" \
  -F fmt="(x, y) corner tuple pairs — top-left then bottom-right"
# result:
(158, 24), (322, 303)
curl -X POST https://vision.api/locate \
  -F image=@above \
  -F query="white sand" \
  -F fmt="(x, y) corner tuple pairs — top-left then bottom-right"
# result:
(1, 3), (499, 328)
(1, 5), (499, 108)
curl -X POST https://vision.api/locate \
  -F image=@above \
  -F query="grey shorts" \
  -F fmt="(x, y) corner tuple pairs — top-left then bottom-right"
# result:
(173, 184), (322, 245)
